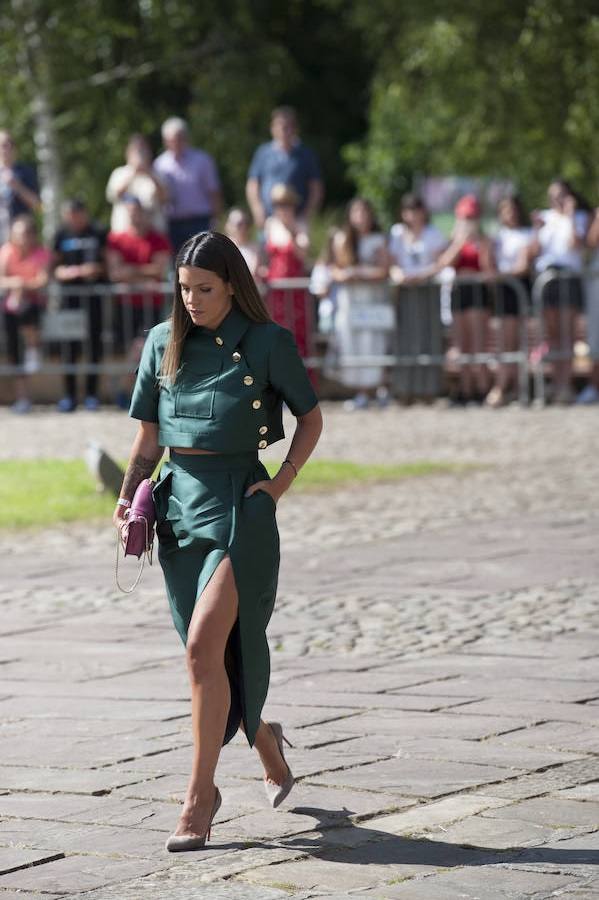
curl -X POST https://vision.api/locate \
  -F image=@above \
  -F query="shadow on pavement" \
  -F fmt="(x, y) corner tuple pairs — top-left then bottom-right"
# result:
(264, 805), (598, 868)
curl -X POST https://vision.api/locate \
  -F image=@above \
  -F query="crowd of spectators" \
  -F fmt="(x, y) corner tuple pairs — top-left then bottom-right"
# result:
(2, 105), (599, 413)
(313, 181), (599, 409)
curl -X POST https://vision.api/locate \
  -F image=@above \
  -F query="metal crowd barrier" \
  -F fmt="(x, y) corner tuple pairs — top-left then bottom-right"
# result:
(305, 273), (531, 405)
(0, 282), (174, 378)
(260, 277), (317, 363)
(445, 272), (530, 405)
(531, 266), (599, 406)
(3, 271), (596, 406)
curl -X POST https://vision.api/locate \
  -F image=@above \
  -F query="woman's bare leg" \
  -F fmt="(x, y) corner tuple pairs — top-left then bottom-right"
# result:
(493, 315), (519, 394)
(175, 556), (239, 837)
(545, 306), (574, 395)
(453, 312), (474, 398)
(13, 374), (28, 402)
(239, 718), (290, 786)
(21, 324), (40, 350)
(466, 307), (491, 396)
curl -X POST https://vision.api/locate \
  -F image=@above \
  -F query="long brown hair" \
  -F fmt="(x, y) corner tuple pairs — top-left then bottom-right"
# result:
(160, 231), (272, 384)
(339, 197), (381, 266)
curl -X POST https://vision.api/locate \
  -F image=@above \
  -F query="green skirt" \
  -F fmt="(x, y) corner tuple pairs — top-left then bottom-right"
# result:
(152, 450), (280, 747)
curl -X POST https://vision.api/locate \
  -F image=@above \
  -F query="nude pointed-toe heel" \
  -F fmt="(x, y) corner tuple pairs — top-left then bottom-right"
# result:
(264, 721), (295, 809)
(165, 786), (222, 852)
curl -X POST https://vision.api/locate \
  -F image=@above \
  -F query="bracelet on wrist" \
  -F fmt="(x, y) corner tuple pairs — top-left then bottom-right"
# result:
(283, 458), (298, 478)
(117, 498), (131, 508)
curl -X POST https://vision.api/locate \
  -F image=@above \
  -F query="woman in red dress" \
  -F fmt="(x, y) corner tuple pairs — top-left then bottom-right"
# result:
(262, 184), (314, 381)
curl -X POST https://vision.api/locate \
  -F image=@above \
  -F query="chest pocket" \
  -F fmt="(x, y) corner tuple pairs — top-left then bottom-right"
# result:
(174, 361), (222, 419)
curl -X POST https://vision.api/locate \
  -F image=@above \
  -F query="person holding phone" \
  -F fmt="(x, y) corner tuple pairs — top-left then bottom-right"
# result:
(436, 194), (495, 404)
(529, 179), (590, 404)
(106, 134), (168, 234)
(486, 195), (533, 407)
(0, 215), (51, 412)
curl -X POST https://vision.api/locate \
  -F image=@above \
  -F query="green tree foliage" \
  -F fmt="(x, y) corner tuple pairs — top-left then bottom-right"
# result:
(0, 0), (372, 223)
(343, 0), (599, 222)
(1, 1), (598, 230)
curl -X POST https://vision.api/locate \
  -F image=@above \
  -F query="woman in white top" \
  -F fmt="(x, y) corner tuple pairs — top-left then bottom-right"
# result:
(224, 207), (259, 280)
(329, 198), (391, 408)
(388, 194), (446, 402)
(106, 134), (168, 234)
(529, 179), (590, 404)
(389, 193), (446, 284)
(486, 195), (533, 407)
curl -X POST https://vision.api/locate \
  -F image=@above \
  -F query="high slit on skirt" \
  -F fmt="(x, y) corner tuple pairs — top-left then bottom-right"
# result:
(152, 450), (280, 748)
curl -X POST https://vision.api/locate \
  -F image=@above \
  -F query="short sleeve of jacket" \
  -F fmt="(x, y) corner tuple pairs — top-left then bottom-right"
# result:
(129, 330), (159, 422)
(268, 327), (318, 417)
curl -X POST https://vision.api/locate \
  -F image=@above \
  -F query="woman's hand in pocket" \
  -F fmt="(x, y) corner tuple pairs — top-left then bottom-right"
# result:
(244, 480), (280, 506)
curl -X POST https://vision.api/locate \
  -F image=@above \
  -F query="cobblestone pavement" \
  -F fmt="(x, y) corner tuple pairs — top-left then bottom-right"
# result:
(0, 404), (598, 898)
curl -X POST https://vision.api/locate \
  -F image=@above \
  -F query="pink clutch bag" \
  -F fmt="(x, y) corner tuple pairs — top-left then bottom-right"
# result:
(115, 479), (156, 593)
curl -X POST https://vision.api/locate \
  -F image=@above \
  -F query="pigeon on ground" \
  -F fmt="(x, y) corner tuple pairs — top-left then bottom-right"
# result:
(84, 440), (124, 496)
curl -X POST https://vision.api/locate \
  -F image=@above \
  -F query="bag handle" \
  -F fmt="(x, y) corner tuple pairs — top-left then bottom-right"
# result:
(115, 518), (152, 594)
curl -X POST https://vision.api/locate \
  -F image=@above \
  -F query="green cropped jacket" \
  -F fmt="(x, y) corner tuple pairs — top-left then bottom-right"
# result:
(128, 304), (318, 452)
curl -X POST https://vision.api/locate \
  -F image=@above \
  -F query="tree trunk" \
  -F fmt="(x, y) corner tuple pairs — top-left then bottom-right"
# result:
(11, 0), (63, 241)
(31, 89), (62, 242)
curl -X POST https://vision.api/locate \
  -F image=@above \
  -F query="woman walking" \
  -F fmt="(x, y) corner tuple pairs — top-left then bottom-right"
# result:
(113, 231), (322, 852)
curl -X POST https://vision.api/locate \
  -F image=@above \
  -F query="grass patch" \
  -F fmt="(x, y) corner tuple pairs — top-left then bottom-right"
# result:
(0, 457), (462, 530)
(264, 459), (460, 490)
(0, 459), (116, 529)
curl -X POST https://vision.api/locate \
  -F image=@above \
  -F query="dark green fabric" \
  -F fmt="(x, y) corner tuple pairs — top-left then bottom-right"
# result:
(153, 450), (279, 748)
(129, 305), (318, 451)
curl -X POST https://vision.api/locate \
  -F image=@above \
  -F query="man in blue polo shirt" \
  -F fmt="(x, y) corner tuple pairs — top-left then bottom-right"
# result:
(246, 106), (323, 229)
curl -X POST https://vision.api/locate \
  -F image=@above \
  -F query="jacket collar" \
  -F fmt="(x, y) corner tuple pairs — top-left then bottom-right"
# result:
(197, 303), (251, 351)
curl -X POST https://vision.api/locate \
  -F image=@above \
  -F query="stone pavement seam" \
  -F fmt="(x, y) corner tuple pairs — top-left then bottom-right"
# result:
(1, 850), (66, 877)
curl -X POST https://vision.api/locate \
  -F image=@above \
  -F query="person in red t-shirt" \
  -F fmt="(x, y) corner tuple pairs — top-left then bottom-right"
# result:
(436, 194), (495, 404)
(0, 215), (51, 413)
(106, 195), (172, 405)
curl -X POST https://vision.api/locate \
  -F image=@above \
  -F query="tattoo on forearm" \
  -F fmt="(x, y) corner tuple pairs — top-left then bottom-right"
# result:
(121, 454), (159, 499)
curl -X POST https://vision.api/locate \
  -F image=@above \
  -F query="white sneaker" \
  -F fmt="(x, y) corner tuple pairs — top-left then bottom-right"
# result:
(575, 384), (599, 405)
(23, 347), (41, 374)
(343, 392), (369, 411)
